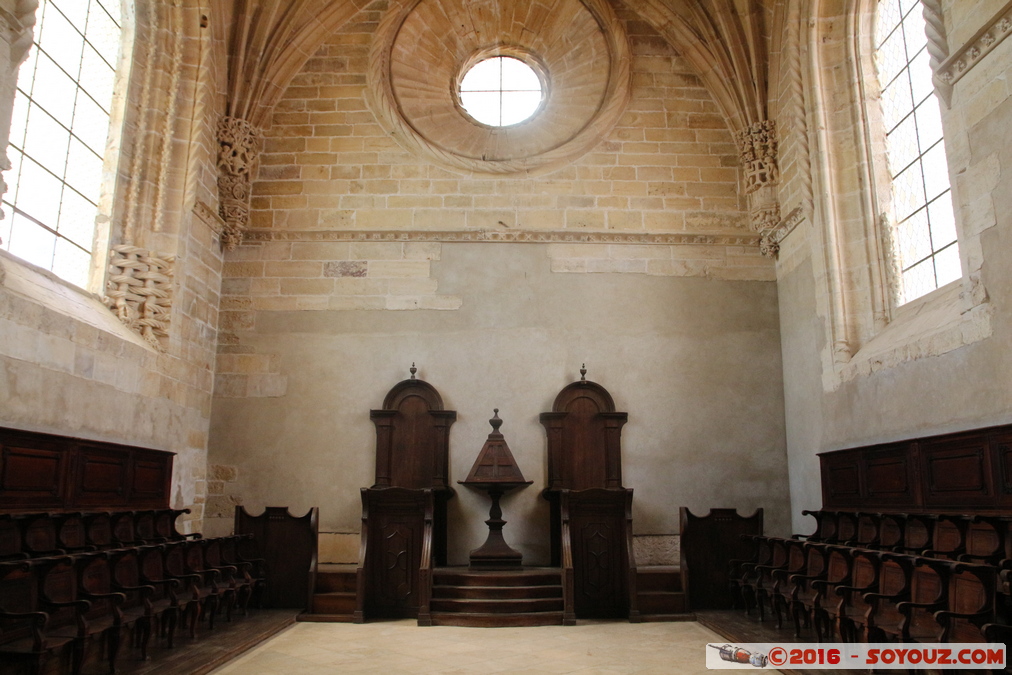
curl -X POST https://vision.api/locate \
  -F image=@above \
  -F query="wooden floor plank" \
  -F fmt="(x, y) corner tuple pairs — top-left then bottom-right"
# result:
(74, 609), (298, 675)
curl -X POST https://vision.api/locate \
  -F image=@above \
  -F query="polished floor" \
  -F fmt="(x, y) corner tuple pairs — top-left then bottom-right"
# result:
(210, 620), (728, 674)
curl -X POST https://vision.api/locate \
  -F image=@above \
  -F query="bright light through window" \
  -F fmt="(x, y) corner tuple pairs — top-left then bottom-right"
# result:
(875, 0), (959, 304)
(459, 56), (544, 127)
(1, 0), (122, 288)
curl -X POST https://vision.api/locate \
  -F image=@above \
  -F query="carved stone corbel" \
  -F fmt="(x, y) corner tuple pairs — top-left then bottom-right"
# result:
(216, 116), (261, 249)
(104, 244), (174, 348)
(738, 120), (782, 244)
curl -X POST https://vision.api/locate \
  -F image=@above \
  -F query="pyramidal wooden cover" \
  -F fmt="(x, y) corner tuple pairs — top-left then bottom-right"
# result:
(460, 410), (530, 486)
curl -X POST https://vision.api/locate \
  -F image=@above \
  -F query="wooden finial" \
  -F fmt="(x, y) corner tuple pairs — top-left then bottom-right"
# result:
(410, 362), (417, 379)
(490, 408), (502, 432)
(580, 363), (587, 381)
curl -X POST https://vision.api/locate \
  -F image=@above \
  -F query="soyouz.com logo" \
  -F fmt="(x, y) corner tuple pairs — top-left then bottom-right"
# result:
(705, 643), (1006, 669)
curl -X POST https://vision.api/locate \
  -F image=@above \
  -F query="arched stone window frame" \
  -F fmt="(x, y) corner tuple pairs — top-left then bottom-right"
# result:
(0, 0), (215, 349)
(798, 0), (992, 390)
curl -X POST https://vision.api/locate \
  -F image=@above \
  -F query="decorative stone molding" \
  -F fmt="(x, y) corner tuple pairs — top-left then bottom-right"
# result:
(242, 229), (762, 247)
(104, 245), (174, 348)
(216, 116), (261, 249)
(758, 206), (804, 259)
(193, 199), (225, 236)
(366, 0), (631, 175)
(921, 0), (952, 106)
(936, 0), (1012, 92)
(787, 1), (813, 215)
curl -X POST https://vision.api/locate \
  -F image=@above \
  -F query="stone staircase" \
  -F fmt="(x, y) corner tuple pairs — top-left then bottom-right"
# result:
(429, 567), (565, 627)
(299, 563), (358, 622)
(635, 566), (693, 622)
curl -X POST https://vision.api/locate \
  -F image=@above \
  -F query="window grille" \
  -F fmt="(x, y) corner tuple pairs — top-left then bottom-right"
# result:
(875, 0), (959, 304)
(1, 0), (122, 288)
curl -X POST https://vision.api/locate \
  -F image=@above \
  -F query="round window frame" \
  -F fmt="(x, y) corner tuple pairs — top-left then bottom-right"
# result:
(452, 48), (550, 129)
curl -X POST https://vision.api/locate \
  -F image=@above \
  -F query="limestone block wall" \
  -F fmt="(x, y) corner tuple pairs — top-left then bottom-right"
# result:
(247, 7), (747, 240)
(773, 0), (1012, 532)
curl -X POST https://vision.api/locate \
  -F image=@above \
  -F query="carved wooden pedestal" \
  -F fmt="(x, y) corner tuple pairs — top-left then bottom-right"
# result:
(459, 410), (532, 569)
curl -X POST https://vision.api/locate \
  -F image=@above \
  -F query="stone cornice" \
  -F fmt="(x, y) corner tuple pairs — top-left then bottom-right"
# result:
(242, 229), (762, 247)
(937, 0), (1012, 89)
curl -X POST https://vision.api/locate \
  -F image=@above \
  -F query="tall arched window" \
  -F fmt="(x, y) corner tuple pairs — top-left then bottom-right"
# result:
(874, 0), (959, 304)
(1, 0), (123, 289)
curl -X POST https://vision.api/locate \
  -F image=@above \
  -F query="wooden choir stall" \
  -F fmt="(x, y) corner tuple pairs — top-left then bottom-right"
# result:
(355, 365), (456, 624)
(540, 367), (639, 623)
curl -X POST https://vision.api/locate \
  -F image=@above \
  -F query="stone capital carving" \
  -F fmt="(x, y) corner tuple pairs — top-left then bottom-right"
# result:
(216, 116), (262, 249)
(737, 120), (779, 195)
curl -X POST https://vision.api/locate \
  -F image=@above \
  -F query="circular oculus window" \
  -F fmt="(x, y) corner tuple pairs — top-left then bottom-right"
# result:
(458, 56), (545, 127)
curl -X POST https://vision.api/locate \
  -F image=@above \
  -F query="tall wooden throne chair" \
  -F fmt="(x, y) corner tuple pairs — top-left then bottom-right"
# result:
(355, 365), (456, 624)
(540, 367), (639, 623)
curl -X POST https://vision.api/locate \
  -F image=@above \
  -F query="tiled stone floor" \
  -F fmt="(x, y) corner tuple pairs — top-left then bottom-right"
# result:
(211, 620), (727, 674)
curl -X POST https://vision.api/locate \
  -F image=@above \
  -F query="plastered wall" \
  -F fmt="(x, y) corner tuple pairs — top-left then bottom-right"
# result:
(208, 243), (790, 565)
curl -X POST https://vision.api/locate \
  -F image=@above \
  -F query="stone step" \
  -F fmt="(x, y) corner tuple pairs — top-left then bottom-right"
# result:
(430, 611), (564, 627)
(432, 584), (563, 600)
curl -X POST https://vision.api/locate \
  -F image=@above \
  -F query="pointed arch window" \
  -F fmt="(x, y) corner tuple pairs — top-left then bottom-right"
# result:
(874, 0), (959, 304)
(2, 0), (123, 289)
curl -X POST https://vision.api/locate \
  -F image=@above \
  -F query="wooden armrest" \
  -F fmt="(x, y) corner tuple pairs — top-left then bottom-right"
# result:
(789, 573), (823, 583)
(862, 591), (905, 602)
(79, 591), (127, 605)
(113, 583), (156, 598)
(187, 566), (221, 581)
(933, 609), (991, 622)
(0, 609), (48, 623)
(896, 600), (945, 614)
(40, 598), (91, 612)
(834, 584), (874, 596)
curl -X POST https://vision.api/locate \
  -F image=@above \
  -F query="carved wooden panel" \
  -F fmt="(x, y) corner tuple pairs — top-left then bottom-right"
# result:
(370, 375), (455, 491)
(362, 488), (430, 619)
(992, 431), (1012, 507)
(0, 426), (174, 510)
(680, 507), (764, 610)
(76, 445), (130, 506)
(819, 423), (1012, 513)
(132, 453), (172, 502)
(0, 441), (66, 508)
(541, 379), (627, 490)
(567, 490), (629, 619)
(865, 444), (917, 506)
(921, 434), (993, 508)
(819, 450), (862, 507)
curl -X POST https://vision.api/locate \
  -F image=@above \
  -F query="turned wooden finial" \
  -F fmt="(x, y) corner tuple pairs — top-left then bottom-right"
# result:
(490, 408), (502, 432)
(409, 362), (417, 379)
(580, 363), (587, 381)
